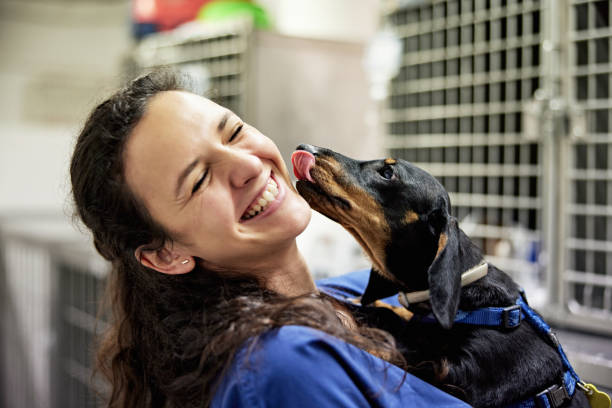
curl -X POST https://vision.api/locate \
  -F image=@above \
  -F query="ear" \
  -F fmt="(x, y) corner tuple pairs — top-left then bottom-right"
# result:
(135, 244), (195, 275)
(426, 212), (462, 329)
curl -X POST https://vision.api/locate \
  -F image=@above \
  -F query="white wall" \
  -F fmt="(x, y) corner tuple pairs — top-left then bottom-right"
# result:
(0, 0), (132, 213)
(258, 0), (381, 43)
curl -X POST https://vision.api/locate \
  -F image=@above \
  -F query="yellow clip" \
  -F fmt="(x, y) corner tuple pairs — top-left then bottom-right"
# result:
(582, 383), (611, 408)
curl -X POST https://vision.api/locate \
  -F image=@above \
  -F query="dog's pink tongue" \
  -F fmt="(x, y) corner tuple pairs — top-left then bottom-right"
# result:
(291, 150), (315, 182)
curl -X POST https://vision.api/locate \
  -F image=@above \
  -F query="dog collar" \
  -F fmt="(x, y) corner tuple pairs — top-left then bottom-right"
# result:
(397, 261), (488, 307)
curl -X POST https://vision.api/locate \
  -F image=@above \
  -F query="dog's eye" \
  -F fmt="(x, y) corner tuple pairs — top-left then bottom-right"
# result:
(379, 165), (395, 180)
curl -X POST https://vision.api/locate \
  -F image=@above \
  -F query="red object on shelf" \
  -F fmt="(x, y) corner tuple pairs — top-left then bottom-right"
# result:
(156, 0), (213, 31)
(132, 0), (214, 31)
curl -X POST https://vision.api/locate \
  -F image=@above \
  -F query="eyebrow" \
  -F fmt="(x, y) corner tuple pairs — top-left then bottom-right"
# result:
(176, 158), (200, 198)
(217, 111), (231, 132)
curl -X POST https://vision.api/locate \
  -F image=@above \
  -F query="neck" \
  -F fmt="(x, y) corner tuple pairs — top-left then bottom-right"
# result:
(252, 241), (316, 297)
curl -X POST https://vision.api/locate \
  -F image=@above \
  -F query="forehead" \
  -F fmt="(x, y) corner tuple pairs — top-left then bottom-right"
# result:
(125, 90), (225, 156)
(122, 91), (225, 201)
(141, 90), (223, 128)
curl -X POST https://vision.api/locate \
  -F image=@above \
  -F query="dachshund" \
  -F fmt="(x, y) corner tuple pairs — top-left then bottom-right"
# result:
(292, 144), (595, 408)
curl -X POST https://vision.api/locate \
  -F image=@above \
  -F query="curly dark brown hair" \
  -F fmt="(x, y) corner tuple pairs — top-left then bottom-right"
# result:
(70, 69), (407, 408)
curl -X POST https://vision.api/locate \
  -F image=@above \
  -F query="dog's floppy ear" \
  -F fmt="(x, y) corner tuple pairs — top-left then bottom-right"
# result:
(425, 210), (462, 329)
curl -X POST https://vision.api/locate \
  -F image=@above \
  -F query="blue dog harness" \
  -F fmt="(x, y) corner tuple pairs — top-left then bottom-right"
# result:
(507, 295), (582, 408)
(412, 300), (523, 329)
(402, 281), (588, 408)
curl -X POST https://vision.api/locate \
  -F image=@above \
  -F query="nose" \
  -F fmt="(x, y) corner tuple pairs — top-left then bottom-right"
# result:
(295, 144), (338, 159)
(225, 148), (264, 188)
(294, 144), (362, 173)
(295, 144), (319, 155)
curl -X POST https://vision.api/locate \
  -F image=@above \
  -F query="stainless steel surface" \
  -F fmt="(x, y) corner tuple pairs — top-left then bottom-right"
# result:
(556, 328), (612, 392)
(249, 31), (381, 163)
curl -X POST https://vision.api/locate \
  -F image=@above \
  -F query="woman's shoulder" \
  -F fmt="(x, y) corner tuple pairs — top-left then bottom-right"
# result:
(211, 325), (468, 408)
(316, 270), (403, 307)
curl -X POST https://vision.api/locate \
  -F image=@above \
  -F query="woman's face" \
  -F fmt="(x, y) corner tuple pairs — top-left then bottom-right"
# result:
(123, 91), (311, 271)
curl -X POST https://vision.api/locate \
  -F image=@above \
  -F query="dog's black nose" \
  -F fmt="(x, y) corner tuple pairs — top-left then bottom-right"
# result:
(295, 144), (319, 155)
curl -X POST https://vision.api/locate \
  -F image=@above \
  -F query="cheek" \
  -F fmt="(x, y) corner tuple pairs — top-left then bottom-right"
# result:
(249, 131), (286, 166)
(177, 195), (234, 242)
(282, 190), (313, 232)
(185, 213), (238, 262)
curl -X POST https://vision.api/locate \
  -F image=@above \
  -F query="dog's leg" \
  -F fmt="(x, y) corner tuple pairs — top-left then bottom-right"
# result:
(348, 296), (413, 321)
(372, 300), (414, 321)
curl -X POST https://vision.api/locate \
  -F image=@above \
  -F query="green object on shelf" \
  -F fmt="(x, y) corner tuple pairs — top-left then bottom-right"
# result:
(197, 1), (271, 29)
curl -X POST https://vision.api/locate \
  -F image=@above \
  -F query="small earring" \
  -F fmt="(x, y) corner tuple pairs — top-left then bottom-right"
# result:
(181, 259), (189, 265)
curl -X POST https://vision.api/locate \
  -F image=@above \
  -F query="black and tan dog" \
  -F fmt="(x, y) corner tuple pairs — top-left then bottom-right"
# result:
(292, 145), (595, 408)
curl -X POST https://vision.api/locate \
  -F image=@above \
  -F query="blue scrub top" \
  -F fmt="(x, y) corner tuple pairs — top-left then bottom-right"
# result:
(211, 270), (470, 408)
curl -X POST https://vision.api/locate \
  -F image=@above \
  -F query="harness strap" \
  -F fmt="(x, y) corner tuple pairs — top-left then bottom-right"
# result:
(516, 297), (581, 381)
(506, 370), (576, 408)
(509, 296), (587, 408)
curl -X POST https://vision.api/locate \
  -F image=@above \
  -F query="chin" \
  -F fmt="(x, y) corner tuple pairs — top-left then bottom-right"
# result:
(283, 194), (312, 237)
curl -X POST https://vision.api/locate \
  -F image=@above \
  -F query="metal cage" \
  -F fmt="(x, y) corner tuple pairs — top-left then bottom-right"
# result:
(131, 18), (253, 117)
(384, 0), (545, 299)
(0, 216), (108, 408)
(562, 0), (612, 331)
(383, 0), (612, 388)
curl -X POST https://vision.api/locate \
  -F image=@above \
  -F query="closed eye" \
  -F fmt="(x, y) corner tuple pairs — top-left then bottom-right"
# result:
(229, 124), (243, 143)
(192, 170), (208, 194)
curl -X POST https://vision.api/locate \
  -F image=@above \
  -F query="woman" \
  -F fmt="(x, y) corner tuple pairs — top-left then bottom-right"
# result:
(71, 70), (467, 407)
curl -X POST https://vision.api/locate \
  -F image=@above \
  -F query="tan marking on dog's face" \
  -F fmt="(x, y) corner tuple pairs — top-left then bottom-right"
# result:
(343, 226), (397, 284)
(403, 210), (419, 224)
(297, 156), (393, 280)
(384, 158), (396, 165)
(435, 233), (448, 258)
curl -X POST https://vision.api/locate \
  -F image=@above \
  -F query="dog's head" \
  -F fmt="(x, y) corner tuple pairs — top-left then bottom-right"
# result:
(293, 144), (479, 328)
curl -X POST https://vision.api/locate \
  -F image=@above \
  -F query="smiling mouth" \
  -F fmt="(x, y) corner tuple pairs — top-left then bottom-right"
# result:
(240, 176), (280, 221)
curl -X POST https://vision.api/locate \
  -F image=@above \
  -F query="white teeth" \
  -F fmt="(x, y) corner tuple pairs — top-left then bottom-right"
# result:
(262, 191), (274, 201)
(242, 177), (281, 220)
